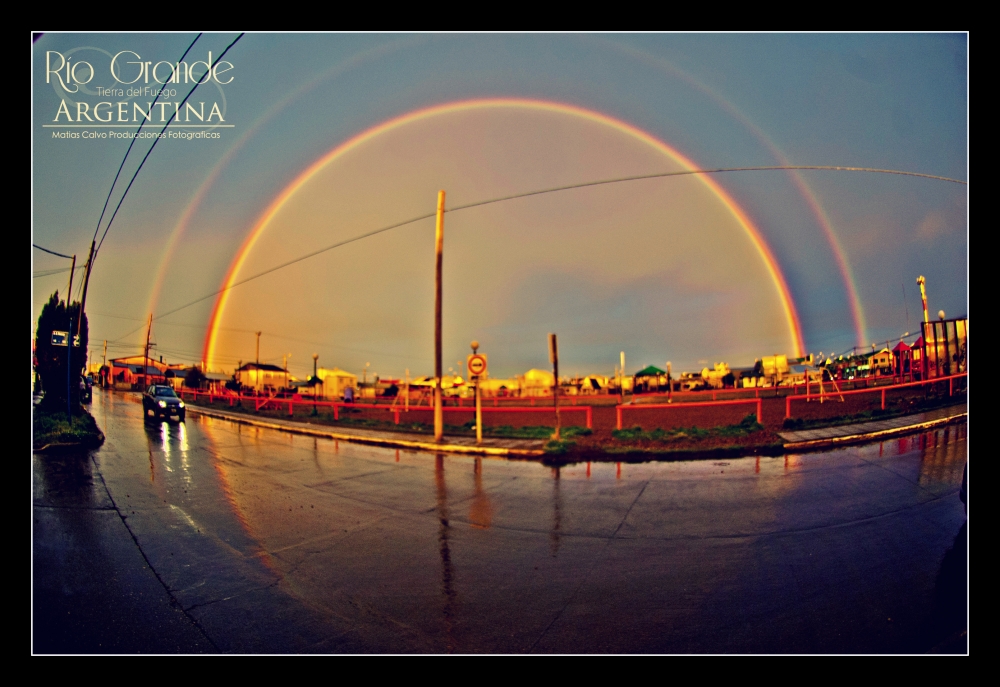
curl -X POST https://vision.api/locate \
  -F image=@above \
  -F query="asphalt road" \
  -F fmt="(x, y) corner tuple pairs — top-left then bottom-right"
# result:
(33, 389), (968, 654)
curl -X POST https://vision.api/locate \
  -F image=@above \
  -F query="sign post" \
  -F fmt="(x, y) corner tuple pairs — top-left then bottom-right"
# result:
(53, 328), (71, 420)
(468, 342), (487, 446)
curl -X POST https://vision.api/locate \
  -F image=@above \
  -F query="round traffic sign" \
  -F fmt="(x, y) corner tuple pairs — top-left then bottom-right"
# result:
(467, 353), (487, 376)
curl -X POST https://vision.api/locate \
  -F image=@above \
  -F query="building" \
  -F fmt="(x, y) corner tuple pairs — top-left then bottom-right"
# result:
(109, 355), (167, 390)
(316, 367), (358, 400)
(519, 369), (555, 396)
(237, 363), (288, 393)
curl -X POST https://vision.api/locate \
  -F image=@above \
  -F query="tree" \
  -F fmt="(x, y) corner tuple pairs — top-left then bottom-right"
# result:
(34, 291), (89, 412)
(184, 366), (206, 389)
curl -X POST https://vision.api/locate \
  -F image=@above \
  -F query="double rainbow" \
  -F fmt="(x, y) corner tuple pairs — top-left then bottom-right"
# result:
(202, 98), (805, 368)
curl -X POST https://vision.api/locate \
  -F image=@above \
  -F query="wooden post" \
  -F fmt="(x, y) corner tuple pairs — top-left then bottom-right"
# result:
(549, 333), (560, 441)
(434, 190), (445, 442)
(142, 313), (152, 391)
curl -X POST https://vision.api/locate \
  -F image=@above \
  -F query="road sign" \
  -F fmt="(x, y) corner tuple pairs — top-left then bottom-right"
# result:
(52, 331), (68, 346)
(467, 353), (487, 377)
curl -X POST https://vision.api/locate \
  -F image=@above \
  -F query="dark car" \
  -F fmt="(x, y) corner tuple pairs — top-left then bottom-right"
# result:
(142, 385), (186, 422)
(80, 375), (93, 404)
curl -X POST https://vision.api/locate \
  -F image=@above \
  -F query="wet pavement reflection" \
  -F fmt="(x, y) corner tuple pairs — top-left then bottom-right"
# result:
(33, 390), (968, 653)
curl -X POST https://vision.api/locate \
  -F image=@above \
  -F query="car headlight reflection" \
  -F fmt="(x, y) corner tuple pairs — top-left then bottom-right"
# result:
(158, 400), (167, 408)
(178, 402), (184, 408)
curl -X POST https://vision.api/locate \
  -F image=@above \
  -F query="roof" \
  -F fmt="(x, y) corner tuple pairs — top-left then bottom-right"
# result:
(892, 341), (912, 352)
(237, 363), (286, 372)
(634, 365), (666, 377)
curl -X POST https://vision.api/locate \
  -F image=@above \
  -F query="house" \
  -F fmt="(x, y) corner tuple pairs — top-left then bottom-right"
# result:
(633, 365), (667, 393)
(868, 348), (893, 375)
(109, 355), (167, 390)
(316, 367), (357, 400)
(699, 362), (733, 389)
(519, 369), (555, 396)
(237, 362), (288, 393)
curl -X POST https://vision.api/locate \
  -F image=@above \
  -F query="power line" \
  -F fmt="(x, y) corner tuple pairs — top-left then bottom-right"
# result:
(94, 33), (245, 258)
(90, 34), (202, 249)
(33, 266), (79, 278)
(32, 243), (74, 259)
(153, 164), (967, 323)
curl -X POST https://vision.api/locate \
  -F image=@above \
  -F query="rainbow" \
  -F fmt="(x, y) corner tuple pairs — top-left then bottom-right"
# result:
(596, 39), (868, 347)
(202, 97), (805, 368)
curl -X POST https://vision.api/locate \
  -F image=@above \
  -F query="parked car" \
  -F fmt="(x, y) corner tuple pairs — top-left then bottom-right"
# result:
(80, 375), (93, 403)
(142, 385), (186, 422)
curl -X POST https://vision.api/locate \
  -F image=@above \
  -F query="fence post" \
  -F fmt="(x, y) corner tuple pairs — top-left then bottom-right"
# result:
(881, 388), (886, 410)
(785, 395), (791, 419)
(586, 406), (593, 430)
(949, 377), (953, 396)
(334, 403), (339, 421)
(757, 398), (763, 425)
(394, 409), (399, 425)
(288, 401), (293, 417)
(616, 405), (622, 430)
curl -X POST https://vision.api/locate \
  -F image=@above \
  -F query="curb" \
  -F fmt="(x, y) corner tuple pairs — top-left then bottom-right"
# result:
(782, 412), (967, 451)
(186, 406), (546, 457)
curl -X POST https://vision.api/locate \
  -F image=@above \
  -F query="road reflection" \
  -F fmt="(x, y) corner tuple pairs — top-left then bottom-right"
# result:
(469, 458), (493, 530)
(435, 455), (457, 652)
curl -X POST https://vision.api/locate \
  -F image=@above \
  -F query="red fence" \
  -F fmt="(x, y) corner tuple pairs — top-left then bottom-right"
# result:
(616, 398), (762, 430)
(784, 372), (967, 419)
(178, 389), (592, 429)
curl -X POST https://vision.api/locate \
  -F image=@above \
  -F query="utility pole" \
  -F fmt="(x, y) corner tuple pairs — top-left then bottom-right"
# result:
(405, 368), (410, 413)
(620, 351), (626, 403)
(549, 333), (560, 441)
(255, 331), (262, 366)
(434, 190), (445, 442)
(68, 316), (73, 421)
(667, 361), (672, 402)
(76, 239), (96, 341)
(142, 313), (152, 391)
(66, 255), (76, 308)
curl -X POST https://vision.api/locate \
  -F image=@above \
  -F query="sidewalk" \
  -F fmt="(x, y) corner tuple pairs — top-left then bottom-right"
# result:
(778, 404), (967, 450)
(186, 404), (547, 457)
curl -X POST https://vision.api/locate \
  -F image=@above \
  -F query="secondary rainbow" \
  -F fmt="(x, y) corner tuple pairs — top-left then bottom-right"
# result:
(203, 97), (806, 368)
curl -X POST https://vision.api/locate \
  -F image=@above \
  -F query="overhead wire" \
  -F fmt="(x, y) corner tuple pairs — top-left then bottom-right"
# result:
(32, 243), (75, 259)
(152, 164), (968, 324)
(94, 33), (245, 258)
(90, 33), (202, 250)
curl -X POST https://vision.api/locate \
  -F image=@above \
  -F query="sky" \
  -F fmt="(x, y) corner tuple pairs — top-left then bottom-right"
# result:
(32, 33), (968, 381)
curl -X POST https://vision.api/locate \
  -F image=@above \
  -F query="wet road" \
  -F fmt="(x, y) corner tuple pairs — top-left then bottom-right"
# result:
(33, 389), (967, 653)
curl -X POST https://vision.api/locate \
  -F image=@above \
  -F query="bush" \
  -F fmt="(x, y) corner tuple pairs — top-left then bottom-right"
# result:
(33, 406), (104, 449)
(613, 414), (763, 442)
